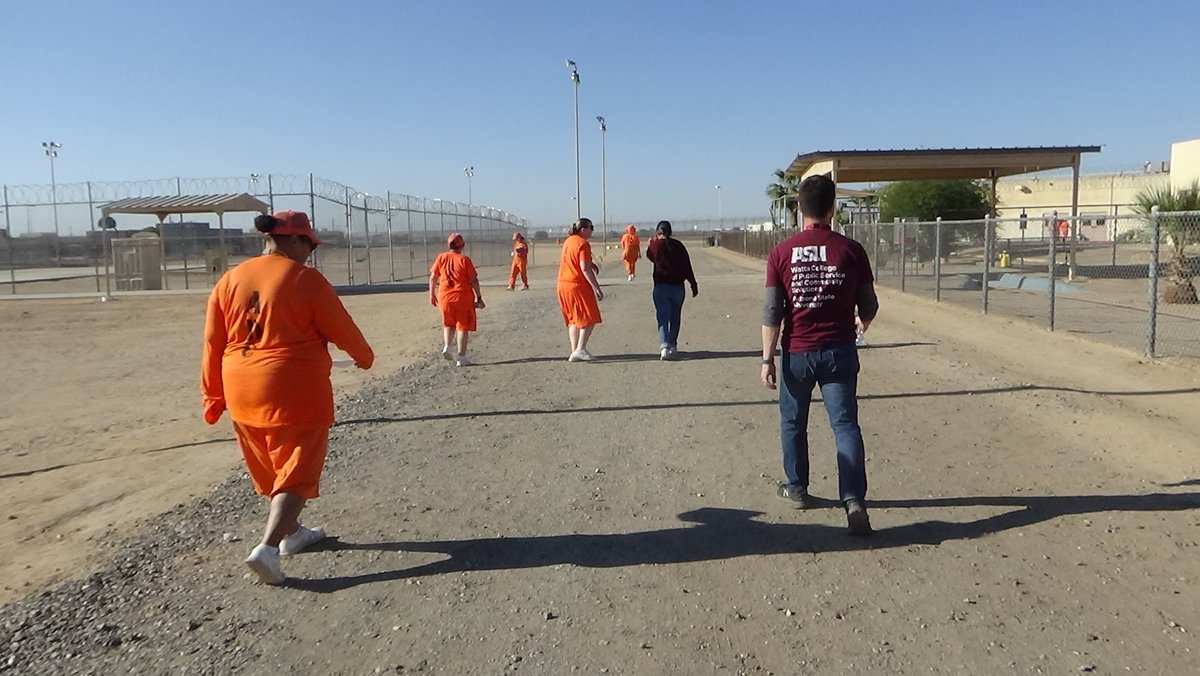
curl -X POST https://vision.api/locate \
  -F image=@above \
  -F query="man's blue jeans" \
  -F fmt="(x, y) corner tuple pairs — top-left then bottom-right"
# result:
(652, 284), (686, 349)
(779, 341), (867, 502)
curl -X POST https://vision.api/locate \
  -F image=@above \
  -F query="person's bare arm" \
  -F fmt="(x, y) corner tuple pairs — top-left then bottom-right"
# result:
(471, 276), (485, 308)
(579, 259), (604, 301)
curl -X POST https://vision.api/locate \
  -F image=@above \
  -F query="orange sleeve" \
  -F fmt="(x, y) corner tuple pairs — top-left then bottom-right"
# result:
(307, 272), (375, 369)
(200, 281), (228, 424)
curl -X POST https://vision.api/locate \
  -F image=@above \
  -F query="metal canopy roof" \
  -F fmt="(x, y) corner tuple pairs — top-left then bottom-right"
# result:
(99, 193), (270, 220)
(786, 146), (1103, 182)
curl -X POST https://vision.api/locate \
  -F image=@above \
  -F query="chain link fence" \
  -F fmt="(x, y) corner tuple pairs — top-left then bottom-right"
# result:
(720, 210), (1200, 359)
(0, 174), (529, 295)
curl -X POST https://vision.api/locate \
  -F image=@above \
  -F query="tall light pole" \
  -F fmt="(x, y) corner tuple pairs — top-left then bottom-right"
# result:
(715, 185), (723, 228)
(566, 59), (581, 220)
(596, 116), (607, 249)
(42, 141), (62, 264)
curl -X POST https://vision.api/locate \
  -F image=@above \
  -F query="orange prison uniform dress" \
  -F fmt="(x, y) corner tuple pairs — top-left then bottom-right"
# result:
(201, 254), (374, 499)
(431, 251), (478, 331)
(556, 234), (602, 327)
(508, 240), (529, 288)
(620, 232), (641, 275)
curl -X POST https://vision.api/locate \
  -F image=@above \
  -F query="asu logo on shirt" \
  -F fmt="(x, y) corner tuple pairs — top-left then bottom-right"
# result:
(790, 245), (828, 263)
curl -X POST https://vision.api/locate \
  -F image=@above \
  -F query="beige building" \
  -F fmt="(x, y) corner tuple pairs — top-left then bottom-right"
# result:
(993, 137), (1198, 240)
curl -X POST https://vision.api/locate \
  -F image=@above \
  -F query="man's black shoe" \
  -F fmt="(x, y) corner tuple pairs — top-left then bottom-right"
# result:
(845, 499), (873, 536)
(776, 484), (815, 509)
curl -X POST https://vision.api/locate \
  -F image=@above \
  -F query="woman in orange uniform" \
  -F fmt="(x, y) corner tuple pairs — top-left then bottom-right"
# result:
(557, 217), (604, 361)
(430, 232), (485, 366)
(201, 210), (374, 585)
(619, 224), (641, 282)
(507, 231), (530, 290)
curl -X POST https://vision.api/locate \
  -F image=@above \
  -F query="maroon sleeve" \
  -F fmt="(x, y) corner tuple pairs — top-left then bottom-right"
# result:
(765, 245), (783, 288)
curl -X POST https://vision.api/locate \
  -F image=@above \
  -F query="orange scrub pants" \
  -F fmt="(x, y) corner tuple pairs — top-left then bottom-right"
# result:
(557, 282), (602, 327)
(508, 257), (528, 288)
(440, 298), (478, 332)
(233, 422), (330, 499)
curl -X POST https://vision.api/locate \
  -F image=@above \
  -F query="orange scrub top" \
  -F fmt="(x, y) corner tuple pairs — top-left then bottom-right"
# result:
(202, 255), (374, 428)
(557, 234), (594, 285)
(431, 251), (478, 305)
(513, 239), (529, 260)
(620, 232), (641, 262)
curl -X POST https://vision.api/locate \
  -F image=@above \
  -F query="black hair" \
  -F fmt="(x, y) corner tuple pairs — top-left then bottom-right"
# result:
(656, 220), (672, 237)
(797, 175), (836, 218)
(570, 218), (594, 235)
(254, 214), (280, 233)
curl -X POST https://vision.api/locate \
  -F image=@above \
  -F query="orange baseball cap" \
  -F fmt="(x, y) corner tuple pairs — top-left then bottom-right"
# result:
(447, 232), (465, 248)
(270, 210), (322, 246)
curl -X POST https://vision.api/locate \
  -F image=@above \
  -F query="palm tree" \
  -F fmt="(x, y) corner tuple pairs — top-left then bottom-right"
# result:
(1132, 180), (1200, 303)
(765, 169), (801, 228)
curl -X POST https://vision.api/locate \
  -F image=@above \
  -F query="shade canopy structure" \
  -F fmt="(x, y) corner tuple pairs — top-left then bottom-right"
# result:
(99, 193), (270, 221)
(782, 146), (1103, 279)
(785, 146), (1102, 183)
(98, 193), (271, 290)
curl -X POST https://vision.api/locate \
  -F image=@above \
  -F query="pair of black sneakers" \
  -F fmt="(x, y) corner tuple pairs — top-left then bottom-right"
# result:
(776, 484), (872, 536)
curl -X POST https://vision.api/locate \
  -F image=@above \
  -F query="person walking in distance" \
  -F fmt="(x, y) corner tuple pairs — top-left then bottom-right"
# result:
(760, 175), (878, 536)
(430, 232), (485, 367)
(202, 210), (375, 584)
(619, 224), (641, 282)
(507, 231), (530, 290)
(645, 220), (698, 360)
(557, 217), (604, 361)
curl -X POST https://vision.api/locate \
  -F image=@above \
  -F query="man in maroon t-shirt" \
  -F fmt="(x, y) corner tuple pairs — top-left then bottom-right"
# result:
(761, 174), (879, 536)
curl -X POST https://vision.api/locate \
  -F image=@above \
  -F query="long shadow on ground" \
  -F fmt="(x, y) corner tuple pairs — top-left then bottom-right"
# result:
(290, 491), (1200, 593)
(333, 382), (1200, 428)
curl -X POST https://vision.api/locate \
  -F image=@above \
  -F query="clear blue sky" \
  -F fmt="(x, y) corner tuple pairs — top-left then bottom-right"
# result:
(3, 0), (1198, 230)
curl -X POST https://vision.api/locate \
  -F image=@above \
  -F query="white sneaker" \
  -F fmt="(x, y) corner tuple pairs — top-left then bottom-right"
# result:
(279, 524), (326, 556)
(627, 274), (634, 282)
(455, 356), (473, 367)
(569, 349), (596, 362)
(660, 347), (670, 361)
(244, 544), (285, 585)
(441, 345), (454, 361)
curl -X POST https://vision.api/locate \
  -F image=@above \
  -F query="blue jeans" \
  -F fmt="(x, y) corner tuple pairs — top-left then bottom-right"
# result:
(652, 284), (686, 349)
(778, 341), (867, 502)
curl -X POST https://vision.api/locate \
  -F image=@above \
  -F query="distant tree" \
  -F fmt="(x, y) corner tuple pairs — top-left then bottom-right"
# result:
(877, 179), (992, 261)
(765, 169), (801, 228)
(1132, 181), (1200, 304)
(532, 230), (549, 240)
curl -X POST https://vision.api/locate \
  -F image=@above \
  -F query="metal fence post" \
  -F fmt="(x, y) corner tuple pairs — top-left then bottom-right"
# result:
(935, 217), (942, 302)
(3, 185), (14, 295)
(982, 215), (991, 314)
(422, 200), (430, 272)
(1147, 206), (1160, 358)
(345, 188), (353, 286)
(407, 196), (414, 280)
(1048, 210), (1058, 331)
(898, 218), (906, 291)
(87, 181), (101, 292)
(308, 174), (319, 274)
(872, 221), (880, 279)
(386, 192), (395, 282)
(362, 193), (372, 285)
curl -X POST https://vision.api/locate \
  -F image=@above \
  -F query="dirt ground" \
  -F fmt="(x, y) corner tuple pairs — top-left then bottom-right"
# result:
(2, 244), (1200, 674)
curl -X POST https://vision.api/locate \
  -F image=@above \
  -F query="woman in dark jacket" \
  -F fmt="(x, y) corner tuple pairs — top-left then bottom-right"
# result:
(645, 220), (698, 360)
